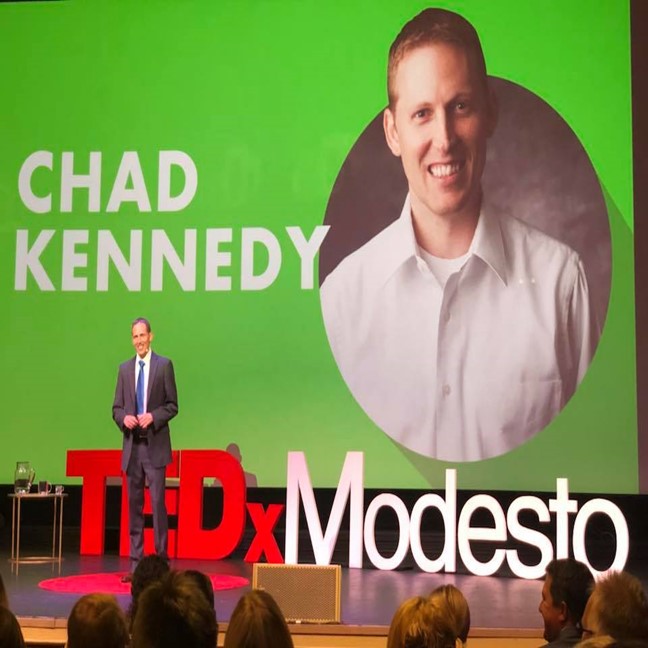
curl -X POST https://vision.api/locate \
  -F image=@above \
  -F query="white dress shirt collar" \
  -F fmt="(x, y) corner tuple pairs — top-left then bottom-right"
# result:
(383, 194), (508, 287)
(135, 349), (152, 366)
(469, 203), (508, 286)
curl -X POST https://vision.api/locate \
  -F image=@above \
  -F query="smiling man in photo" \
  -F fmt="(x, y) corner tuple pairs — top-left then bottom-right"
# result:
(320, 8), (598, 462)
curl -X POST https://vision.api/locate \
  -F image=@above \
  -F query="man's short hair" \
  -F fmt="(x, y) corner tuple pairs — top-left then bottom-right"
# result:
(592, 571), (648, 641)
(545, 558), (594, 625)
(67, 594), (128, 648)
(224, 590), (293, 648)
(132, 317), (151, 332)
(387, 8), (487, 108)
(131, 571), (218, 648)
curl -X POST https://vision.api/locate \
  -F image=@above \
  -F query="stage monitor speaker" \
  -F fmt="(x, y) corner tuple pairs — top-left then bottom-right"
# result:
(252, 563), (341, 623)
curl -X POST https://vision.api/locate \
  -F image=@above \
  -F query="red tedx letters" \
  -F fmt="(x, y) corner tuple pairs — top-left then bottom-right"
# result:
(66, 449), (284, 562)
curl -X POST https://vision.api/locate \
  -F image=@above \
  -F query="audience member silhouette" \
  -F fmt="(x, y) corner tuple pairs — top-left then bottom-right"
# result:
(575, 637), (615, 648)
(539, 558), (594, 647)
(0, 606), (25, 648)
(224, 590), (294, 648)
(0, 574), (8, 609)
(183, 569), (218, 640)
(430, 584), (470, 643)
(581, 571), (648, 642)
(128, 554), (170, 631)
(183, 570), (215, 609)
(576, 638), (648, 648)
(66, 593), (129, 648)
(387, 596), (457, 648)
(131, 571), (217, 648)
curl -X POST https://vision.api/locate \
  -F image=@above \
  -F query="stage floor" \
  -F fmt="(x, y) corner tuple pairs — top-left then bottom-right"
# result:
(0, 550), (547, 631)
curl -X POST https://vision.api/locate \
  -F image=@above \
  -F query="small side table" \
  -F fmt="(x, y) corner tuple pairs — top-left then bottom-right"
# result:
(8, 492), (66, 574)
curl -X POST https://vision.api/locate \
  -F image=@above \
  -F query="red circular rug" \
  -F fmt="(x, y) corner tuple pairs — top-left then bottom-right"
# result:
(39, 572), (249, 595)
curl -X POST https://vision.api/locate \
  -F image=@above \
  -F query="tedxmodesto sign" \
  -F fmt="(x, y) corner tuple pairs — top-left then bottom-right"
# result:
(68, 450), (628, 580)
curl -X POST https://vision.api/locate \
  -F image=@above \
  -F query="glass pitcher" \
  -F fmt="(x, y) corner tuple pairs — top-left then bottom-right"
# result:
(14, 461), (36, 494)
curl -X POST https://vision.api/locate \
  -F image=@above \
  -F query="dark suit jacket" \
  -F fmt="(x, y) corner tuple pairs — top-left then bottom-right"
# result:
(112, 351), (178, 471)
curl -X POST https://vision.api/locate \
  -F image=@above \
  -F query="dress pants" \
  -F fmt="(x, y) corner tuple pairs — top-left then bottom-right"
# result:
(126, 440), (168, 571)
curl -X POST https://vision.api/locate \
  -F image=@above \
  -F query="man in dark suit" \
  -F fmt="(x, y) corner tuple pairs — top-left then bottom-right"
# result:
(112, 317), (178, 580)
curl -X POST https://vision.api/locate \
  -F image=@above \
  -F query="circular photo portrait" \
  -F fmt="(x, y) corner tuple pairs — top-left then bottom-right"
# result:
(319, 9), (610, 462)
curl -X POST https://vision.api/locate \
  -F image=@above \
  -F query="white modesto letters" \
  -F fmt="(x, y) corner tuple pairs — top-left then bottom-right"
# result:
(285, 452), (629, 579)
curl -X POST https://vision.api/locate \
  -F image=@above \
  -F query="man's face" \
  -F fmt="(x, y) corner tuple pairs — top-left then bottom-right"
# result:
(132, 322), (153, 358)
(384, 42), (496, 226)
(539, 576), (566, 642)
(580, 591), (602, 640)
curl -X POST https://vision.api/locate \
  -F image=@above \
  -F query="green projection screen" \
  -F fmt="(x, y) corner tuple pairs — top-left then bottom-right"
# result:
(0, 1), (635, 491)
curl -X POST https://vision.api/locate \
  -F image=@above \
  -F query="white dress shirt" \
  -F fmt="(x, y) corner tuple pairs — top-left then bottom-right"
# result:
(320, 195), (598, 462)
(134, 350), (151, 414)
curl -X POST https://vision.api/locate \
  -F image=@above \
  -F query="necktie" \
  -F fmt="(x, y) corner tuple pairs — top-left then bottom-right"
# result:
(136, 360), (145, 415)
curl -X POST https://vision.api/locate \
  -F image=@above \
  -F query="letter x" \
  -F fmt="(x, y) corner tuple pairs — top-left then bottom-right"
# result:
(244, 503), (285, 563)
